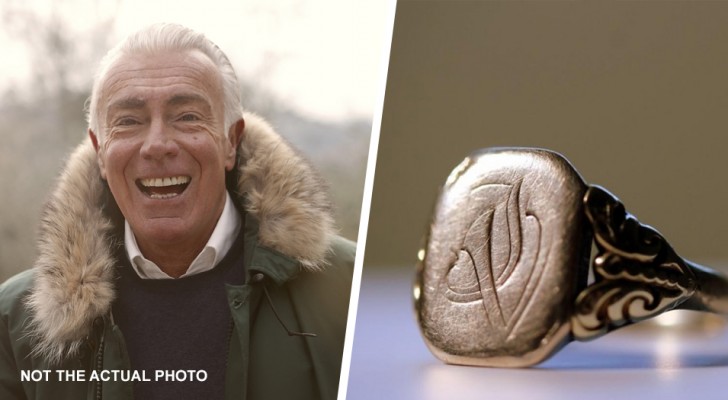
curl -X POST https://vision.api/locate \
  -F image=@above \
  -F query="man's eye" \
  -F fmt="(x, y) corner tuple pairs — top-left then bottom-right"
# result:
(116, 117), (140, 126)
(179, 114), (199, 122)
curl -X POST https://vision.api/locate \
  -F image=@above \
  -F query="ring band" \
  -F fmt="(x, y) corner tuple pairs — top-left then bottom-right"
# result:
(414, 147), (728, 367)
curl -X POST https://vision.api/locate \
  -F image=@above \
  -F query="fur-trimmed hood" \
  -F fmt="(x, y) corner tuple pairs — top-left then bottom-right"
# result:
(25, 112), (336, 364)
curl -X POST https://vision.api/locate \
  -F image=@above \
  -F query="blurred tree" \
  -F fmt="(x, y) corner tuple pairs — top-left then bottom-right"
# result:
(1, 0), (120, 141)
(0, 0), (120, 281)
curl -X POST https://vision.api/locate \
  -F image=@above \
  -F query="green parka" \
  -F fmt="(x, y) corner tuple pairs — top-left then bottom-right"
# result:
(0, 113), (355, 400)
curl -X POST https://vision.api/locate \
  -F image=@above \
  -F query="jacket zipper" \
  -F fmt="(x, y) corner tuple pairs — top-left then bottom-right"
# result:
(94, 318), (106, 400)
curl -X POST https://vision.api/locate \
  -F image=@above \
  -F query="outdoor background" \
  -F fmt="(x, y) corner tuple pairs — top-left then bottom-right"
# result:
(0, 0), (389, 282)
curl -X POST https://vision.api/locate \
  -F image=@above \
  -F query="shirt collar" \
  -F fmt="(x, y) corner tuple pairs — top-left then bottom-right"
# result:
(124, 191), (242, 279)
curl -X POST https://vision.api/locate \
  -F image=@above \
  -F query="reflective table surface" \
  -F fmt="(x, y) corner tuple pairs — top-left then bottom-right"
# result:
(347, 267), (728, 400)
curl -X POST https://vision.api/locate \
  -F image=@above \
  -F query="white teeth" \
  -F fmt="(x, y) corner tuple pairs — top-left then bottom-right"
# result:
(149, 193), (179, 199)
(140, 176), (190, 187)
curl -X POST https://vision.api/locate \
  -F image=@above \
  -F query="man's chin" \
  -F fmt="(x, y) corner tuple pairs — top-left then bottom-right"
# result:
(132, 219), (193, 245)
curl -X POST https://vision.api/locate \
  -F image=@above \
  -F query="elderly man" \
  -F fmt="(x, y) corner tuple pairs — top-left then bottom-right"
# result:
(0, 23), (355, 400)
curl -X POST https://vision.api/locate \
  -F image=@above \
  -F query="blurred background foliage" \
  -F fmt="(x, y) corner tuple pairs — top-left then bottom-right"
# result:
(0, 0), (376, 281)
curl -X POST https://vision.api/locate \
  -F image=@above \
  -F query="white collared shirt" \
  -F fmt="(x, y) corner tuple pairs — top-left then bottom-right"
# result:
(124, 192), (242, 279)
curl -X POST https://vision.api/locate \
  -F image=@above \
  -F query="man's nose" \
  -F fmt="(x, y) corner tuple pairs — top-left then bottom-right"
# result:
(140, 119), (179, 160)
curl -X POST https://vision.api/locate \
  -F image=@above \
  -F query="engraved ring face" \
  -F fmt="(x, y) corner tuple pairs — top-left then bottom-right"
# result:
(415, 148), (591, 367)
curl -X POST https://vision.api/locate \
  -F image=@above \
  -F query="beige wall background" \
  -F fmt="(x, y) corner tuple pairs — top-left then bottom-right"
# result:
(366, 1), (728, 269)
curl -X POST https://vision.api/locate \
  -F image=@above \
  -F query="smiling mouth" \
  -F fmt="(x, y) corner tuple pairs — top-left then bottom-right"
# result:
(136, 176), (191, 199)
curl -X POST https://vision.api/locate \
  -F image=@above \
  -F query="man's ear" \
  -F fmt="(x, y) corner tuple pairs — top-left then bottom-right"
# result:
(225, 118), (245, 171)
(88, 129), (107, 180)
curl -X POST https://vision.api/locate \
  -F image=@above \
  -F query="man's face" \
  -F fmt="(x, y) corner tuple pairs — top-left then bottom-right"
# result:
(93, 50), (237, 250)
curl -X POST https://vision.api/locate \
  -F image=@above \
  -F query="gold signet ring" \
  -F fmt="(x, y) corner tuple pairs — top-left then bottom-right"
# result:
(414, 148), (728, 367)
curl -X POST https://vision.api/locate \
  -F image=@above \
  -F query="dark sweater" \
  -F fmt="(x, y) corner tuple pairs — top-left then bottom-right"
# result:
(112, 230), (245, 400)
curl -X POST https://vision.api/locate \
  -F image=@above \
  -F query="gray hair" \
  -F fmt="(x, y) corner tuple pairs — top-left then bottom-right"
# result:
(86, 23), (243, 143)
